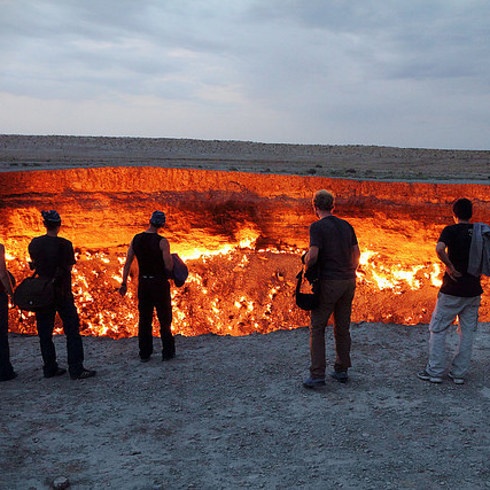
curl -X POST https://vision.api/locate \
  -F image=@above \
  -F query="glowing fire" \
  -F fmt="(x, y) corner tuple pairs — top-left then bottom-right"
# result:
(2, 166), (489, 337)
(7, 235), (479, 339)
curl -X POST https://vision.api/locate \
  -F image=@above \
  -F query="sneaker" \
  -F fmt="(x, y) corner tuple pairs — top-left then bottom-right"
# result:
(162, 353), (175, 361)
(44, 367), (67, 378)
(140, 356), (151, 363)
(71, 369), (96, 380)
(330, 371), (349, 383)
(417, 370), (443, 384)
(448, 372), (464, 385)
(303, 377), (326, 389)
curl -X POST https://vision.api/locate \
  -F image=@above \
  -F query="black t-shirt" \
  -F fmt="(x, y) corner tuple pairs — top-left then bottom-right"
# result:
(28, 235), (75, 291)
(309, 216), (358, 280)
(132, 232), (167, 279)
(439, 223), (482, 297)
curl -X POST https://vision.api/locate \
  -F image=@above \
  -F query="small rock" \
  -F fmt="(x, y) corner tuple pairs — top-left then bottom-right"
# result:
(53, 476), (70, 489)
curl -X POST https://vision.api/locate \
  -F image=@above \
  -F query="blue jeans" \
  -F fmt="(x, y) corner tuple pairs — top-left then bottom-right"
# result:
(0, 292), (15, 380)
(35, 294), (84, 378)
(426, 292), (481, 378)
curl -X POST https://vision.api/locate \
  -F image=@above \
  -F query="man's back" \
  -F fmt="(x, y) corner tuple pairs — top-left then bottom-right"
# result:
(309, 215), (358, 280)
(132, 232), (167, 278)
(439, 223), (482, 297)
(28, 235), (74, 289)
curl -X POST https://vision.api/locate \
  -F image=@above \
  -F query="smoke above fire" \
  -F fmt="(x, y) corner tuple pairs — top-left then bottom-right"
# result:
(1, 167), (489, 337)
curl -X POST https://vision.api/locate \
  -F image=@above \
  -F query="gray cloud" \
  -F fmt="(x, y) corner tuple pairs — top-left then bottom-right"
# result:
(0, 0), (489, 148)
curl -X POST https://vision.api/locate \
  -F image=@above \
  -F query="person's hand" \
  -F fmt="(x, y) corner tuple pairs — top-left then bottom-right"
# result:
(118, 283), (127, 296)
(446, 265), (462, 281)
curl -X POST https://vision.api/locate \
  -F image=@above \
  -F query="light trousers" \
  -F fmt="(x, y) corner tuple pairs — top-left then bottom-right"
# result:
(426, 292), (480, 378)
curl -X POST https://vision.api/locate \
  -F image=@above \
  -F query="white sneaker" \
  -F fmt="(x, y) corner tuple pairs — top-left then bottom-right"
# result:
(448, 372), (464, 385)
(417, 370), (443, 383)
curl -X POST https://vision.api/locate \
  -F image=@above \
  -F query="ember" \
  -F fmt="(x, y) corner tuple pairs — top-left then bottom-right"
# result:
(1, 167), (489, 338)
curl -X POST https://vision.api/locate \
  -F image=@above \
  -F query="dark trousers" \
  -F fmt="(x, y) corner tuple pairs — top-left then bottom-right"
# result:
(35, 294), (84, 378)
(138, 277), (174, 359)
(309, 279), (356, 378)
(0, 292), (15, 380)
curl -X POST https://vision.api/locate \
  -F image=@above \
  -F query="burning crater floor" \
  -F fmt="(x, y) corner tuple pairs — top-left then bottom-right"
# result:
(1, 165), (490, 337)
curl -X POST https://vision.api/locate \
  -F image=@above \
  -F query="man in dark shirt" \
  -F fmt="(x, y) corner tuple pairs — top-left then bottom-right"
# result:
(418, 198), (483, 384)
(119, 211), (175, 362)
(303, 190), (360, 388)
(28, 210), (96, 380)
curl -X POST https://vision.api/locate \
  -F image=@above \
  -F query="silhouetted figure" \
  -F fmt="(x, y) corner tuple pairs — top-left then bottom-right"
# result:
(28, 210), (96, 380)
(119, 211), (175, 362)
(0, 241), (16, 382)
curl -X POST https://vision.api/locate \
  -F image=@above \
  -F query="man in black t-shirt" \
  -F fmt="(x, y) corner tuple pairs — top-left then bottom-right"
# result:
(119, 211), (175, 362)
(303, 190), (360, 389)
(418, 198), (483, 385)
(28, 210), (96, 380)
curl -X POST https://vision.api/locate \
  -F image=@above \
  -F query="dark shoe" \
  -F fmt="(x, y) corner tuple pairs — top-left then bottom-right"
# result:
(417, 370), (442, 383)
(330, 371), (349, 383)
(140, 356), (151, 363)
(0, 371), (17, 382)
(44, 367), (67, 378)
(162, 353), (175, 361)
(303, 377), (326, 389)
(71, 369), (96, 380)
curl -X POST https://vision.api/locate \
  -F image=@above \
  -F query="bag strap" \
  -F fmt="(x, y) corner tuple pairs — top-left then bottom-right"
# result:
(295, 269), (304, 296)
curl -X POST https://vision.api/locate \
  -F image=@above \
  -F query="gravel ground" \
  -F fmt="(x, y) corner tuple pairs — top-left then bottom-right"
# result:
(1, 135), (489, 489)
(1, 323), (489, 490)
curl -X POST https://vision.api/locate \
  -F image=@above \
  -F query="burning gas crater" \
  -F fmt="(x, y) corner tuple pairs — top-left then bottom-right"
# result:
(2, 167), (489, 338)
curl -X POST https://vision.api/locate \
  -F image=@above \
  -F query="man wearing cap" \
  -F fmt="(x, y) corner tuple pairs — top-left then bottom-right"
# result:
(119, 211), (175, 362)
(28, 210), (96, 380)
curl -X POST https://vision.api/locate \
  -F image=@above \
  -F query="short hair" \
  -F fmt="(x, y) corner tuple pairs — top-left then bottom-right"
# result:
(452, 198), (472, 220)
(313, 190), (335, 211)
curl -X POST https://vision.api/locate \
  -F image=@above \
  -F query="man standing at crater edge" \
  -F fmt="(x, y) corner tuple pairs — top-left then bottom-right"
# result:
(303, 190), (360, 389)
(119, 210), (175, 362)
(418, 198), (489, 384)
(28, 210), (96, 380)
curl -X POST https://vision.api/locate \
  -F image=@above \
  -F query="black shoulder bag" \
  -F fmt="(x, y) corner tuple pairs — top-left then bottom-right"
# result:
(295, 264), (320, 311)
(13, 272), (55, 311)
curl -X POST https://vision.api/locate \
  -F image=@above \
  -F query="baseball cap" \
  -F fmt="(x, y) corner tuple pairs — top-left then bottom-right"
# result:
(41, 210), (62, 224)
(150, 210), (166, 227)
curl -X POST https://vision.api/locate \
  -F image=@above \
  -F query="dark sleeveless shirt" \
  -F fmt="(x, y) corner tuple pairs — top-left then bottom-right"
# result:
(132, 232), (167, 279)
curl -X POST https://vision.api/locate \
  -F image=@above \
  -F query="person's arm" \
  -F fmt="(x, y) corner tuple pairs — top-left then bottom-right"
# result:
(436, 241), (461, 280)
(304, 246), (319, 269)
(0, 244), (13, 296)
(119, 241), (135, 296)
(160, 238), (173, 273)
(352, 244), (360, 270)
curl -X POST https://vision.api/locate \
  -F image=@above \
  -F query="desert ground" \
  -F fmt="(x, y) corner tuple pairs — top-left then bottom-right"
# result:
(0, 135), (489, 490)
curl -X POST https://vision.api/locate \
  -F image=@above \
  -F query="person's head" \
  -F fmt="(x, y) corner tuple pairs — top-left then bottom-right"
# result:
(452, 198), (472, 221)
(41, 210), (62, 230)
(312, 190), (335, 212)
(149, 210), (166, 228)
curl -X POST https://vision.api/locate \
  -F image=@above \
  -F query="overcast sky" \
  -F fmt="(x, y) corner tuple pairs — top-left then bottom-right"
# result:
(1, 0), (489, 150)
